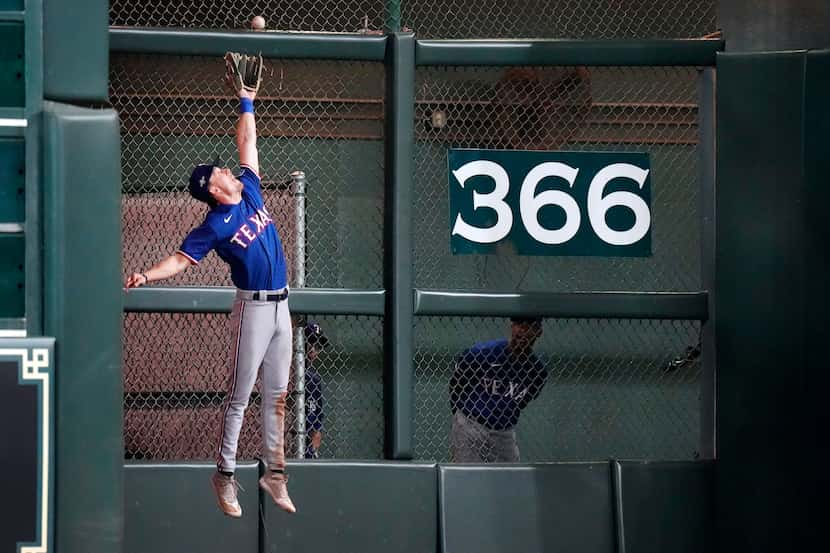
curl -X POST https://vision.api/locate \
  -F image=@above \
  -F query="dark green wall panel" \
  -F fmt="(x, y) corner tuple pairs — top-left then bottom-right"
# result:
(715, 51), (817, 553)
(615, 461), (714, 553)
(439, 463), (614, 553)
(0, 235), (24, 317)
(0, 139), (25, 222)
(719, 1), (830, 52)
(124, 462), (259, 553)
(0, 22), (24, 107)
(44, 0), (108, 102)
(262, 461), (438, 553)
(43, 102), (122, 553)
(803, 48), (830, 548)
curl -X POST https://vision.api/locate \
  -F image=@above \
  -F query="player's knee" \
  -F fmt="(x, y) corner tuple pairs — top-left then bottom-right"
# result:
(229, 397), (250, 410)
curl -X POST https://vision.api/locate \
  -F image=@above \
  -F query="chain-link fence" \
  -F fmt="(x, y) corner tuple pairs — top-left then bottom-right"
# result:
(414, 65), (701, 292)
(112, 53), (385, 289)
(115, 51), (386, 461)
(414, 316), (702, 462)
(113, 22), (713, 464)
(403, 0), (717, 39)
(124, 313), (384, 460)
(110, 0), (387, 34)
(109, 0), (717, 39)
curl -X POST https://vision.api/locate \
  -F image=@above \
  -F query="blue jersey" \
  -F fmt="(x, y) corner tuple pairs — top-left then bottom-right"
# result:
(178, 166), (288, 290)
(450, 339), (548, 430)
(304, 367), (324, 433)
(303, 365), (324, 458)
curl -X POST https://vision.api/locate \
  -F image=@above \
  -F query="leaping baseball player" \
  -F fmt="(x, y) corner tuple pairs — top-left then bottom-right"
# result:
(125, 53), (296, 517)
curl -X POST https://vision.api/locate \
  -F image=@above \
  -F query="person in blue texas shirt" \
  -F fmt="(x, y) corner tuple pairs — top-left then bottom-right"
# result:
(449, 316), (548, 462)
(125, 79), (296, 517)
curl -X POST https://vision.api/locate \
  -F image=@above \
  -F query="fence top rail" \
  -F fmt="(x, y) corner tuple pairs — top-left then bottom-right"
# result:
(414, 290), (709, 320)
(123, 287), (386, 315)
(415, 38), (725, 67)
(109, 27), (388, 61)
(108, 29), (723, 67)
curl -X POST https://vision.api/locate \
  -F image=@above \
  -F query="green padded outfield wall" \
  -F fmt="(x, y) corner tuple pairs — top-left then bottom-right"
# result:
(43, 102), (123, 553)
(0, 21), (24, 107)
(439, 463), (614, 553)
(44, 0), (109, 102)
(0, 139), (25, 318)
(122, 460), (716, 553)
(614, 461), (714, 553)
(715, 50), (828, 553)
(262, 461), (437, 553)
(125, 462), (259, 553)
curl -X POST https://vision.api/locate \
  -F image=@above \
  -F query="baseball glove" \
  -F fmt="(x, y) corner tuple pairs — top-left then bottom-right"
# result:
(224, 51), (263, 95)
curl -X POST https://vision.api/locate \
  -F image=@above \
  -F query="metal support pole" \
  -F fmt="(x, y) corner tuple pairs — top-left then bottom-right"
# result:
(291, 170), (307, 459)
(698, 68), (716, 459)
(383, 33), (415, 459)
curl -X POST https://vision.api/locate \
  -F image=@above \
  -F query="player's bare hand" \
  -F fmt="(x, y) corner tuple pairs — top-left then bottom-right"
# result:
(238, 87), (256, 101)
(124, 272), (149, 290)
(310, 430), (322, 450)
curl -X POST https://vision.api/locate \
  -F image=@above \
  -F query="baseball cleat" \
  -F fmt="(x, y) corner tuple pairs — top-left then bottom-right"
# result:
(259, 472), (296, 513)
(211, 472), (243, 518)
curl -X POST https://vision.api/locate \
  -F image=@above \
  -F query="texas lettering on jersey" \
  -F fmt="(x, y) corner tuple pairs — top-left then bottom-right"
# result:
(229, 207), (274, 249)
(481, 376), (531, 403)
(449, 338), (548, 430)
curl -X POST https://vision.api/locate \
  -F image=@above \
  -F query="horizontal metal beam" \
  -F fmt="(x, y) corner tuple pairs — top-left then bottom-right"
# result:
(413, 290), (709, 320)
(110, 27), (388, 61)
(124, 287), (385, 315)
(416, 39), (724, 67)
(0, 10), (24, 22)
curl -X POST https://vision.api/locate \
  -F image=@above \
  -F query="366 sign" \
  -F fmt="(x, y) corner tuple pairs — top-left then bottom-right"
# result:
(449, 149), (652, 256)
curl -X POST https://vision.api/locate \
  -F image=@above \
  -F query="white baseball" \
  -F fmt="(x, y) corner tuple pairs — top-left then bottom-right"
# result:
(251, 16), (266, 30)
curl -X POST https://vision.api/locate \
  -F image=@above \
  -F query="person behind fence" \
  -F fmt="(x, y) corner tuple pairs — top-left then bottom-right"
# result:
(449, 316), (548, 462)
(289, 321), (328, 458)
(124, 52), (297, 517)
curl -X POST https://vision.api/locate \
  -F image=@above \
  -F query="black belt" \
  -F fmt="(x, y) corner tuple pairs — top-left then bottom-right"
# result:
(252, 290), (289, 302)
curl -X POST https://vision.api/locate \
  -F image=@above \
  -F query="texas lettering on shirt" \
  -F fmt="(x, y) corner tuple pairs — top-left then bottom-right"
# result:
(228, 207), (275, 249)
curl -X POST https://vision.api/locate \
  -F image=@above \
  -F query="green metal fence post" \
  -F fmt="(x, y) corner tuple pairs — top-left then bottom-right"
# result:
(697, 67), (716, 459)
(383, 32), (415, 459)
(25, 0), (43, 336)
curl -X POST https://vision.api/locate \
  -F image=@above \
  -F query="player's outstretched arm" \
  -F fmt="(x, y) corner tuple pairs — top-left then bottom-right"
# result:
(124, 253), (191, 289)
(224, 52), (262, 175)
(235, 88), (259, 175)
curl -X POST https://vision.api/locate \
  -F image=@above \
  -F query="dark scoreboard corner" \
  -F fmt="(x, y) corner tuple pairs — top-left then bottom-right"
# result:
(0, 338), (54, 553)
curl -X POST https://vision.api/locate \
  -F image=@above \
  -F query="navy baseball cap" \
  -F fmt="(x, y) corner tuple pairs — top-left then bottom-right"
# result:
(188, 158), (221, 205)
(304, 321), (329, 348)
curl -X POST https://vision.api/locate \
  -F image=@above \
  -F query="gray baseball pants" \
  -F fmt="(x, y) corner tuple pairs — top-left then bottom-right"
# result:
(449, 411), (520, 463)
(217, 289), (293, 473)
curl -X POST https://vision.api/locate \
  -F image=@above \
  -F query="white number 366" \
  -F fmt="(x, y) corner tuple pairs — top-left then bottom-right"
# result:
(451, 160), (651, 247)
